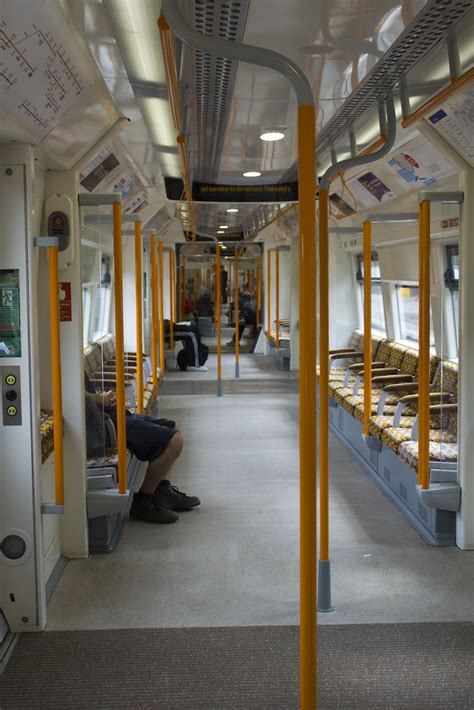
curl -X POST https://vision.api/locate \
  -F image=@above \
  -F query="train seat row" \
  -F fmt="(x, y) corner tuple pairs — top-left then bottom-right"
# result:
(321, 330), (459, 544)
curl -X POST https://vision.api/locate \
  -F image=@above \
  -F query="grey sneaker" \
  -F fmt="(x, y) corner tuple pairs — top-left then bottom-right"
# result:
(130, 492), (179, 524)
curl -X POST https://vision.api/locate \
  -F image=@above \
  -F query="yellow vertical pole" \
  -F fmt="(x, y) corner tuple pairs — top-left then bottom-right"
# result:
(179, 259), (185, 321)
(275, 249), (280, 349)
(216, 244), (222, 396)
(234, 249), (240, 378)
(134, 220), (144, 413)
(419, 200), (431, 489)
(113, 201), (127, 495)
(150, 235), (158, 391)
(267, 250), (272, 334)
(214, 258), (218, 327)
(256, 256), (261, 321)
(169, 250), (175, 349)
(158, 240), (165, 376)
(298, 104), (317, 710)
(363, 220), (372, 436)
(319, 188), (329, 563)
(48, 245), (64, 506)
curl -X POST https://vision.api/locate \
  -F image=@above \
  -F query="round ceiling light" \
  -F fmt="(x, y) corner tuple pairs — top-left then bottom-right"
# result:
(260, 131), (285, 142)
(243, 171), (261, 178)
(226, 208), (239, 213)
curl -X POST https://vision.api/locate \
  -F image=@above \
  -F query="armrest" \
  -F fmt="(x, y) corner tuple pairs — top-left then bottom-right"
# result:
(329, 348), (357, 355)
(330, 350), (364, 363)
(399, 392), (451, 404)
(429, 403), (458, 413)
(371, 374), (413, 385)
(384, 382), (420, 393)
(347, 361), (385, 372)
(358, 367), (399, 378)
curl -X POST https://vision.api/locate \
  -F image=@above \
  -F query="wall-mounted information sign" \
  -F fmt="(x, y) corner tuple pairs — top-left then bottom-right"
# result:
(0, 270), (21, 358)
(428, 84), (474, 167)
(59, 282), (72, 322)
(165, 177), (299, 203)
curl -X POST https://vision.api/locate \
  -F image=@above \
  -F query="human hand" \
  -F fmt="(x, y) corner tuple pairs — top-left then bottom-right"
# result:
(103, 390), (116, 407)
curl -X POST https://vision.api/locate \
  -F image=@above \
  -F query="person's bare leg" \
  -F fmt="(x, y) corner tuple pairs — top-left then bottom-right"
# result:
(140, 432), (184, 495)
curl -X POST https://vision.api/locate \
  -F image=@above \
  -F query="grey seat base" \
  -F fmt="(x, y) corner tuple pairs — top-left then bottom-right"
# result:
(327, 400), (456, 547)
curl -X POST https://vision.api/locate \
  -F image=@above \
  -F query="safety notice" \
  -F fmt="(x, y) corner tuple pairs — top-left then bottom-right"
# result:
(59, 282), (72, 322)
(428, 85), (474, 167)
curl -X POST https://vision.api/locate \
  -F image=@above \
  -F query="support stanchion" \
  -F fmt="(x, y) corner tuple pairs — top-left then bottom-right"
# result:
(169, 249), (175, 349)
(158, 240), (165, 377)
(363, 220), (372, 436)
(234, 249), (240, 378)
(317, 187), (333, 613)
(150, 235), (159, 391)
(267, 249), (271, 335)
(216, 244), (222, 396)
(134, 220), (144, 413)
(48, 244), (65, 507)
(419, 200), (430, 489)
(275, 248), (280, 349)
(256, 256), (261, 322)
(113, 200), (127, 495)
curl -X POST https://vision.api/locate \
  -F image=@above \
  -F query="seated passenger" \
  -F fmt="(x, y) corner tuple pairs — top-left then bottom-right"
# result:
(84, 372), (200, 524)
(194, 286), (214, 319)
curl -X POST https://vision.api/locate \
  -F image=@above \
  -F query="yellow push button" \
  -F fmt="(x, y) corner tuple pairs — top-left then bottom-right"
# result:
(6, 405), (17, 417)
(5, 374), (16, 386)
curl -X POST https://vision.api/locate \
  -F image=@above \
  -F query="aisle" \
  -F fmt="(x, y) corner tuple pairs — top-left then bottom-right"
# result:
(46, 353), (473, 630)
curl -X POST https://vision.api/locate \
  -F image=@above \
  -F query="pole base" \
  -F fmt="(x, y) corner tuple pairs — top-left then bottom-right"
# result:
(217, 378), (223, 397)
(235, 362), (240, 378)
(317, 559), (334, 612)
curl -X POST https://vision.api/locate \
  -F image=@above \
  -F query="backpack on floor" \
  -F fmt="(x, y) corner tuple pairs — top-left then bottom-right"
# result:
(177, 343), (209, 370)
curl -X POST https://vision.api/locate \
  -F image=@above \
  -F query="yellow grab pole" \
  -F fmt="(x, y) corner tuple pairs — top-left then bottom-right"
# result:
(134, 220), (144, 413)
(363, 220), (372, 436)
(256, 256), (261, 321)
(298, 104), (317, 710)
(214, 258), (218, 326)
(179, 259), (185, 321)
(419, 200), (431, 489)
(234, 249), (240, 378)
(150, 236), (158, 391)
(275, 248), (280, 349)
(158, 240), (165, 376)
(216, 244), (223, 396)
(319, 188), (329, 563)
(48, 245), (64, 507)
(169, 250), (175, 349)
(267, 250), (271, 335)
(113, 201), (127, 495)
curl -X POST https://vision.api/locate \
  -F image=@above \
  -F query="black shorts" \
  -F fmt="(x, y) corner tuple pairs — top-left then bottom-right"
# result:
(125, 414), (177, 462)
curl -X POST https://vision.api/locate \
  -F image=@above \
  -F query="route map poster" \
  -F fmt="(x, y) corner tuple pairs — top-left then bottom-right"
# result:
(0, 270), (21, 358)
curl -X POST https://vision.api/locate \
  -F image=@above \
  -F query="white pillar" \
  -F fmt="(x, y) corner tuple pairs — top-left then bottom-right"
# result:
(457, 168), (474, 549)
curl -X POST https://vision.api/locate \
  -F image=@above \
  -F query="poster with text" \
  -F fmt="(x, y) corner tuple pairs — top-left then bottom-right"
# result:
(428, 85), (474, 167)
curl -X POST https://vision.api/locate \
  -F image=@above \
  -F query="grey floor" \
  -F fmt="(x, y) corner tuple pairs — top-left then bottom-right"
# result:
(46, 350), (474, 631)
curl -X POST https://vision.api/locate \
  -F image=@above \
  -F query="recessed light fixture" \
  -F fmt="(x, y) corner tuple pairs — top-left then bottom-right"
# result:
(260, 131), (285, 142)
(226, 208), (239, 213)
(219, 225), (229, 229)
(243, 171), (261, 178)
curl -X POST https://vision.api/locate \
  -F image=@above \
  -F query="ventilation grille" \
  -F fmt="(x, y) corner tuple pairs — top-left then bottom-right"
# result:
(317, 0), (473, 159)
(192, 0), (249, 182)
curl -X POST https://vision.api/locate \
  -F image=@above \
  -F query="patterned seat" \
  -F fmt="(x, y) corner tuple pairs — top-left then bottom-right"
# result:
(87, 447), (132, 469)
(40, 409), (55, 464)
(398, 440), (458, 472)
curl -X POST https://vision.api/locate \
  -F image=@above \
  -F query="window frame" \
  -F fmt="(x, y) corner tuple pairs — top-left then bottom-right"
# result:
(355, 251), (386, 336)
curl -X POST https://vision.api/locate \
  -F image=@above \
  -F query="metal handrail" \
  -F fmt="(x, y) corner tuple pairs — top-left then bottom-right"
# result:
(150, 235), (159, 392)
(112, 200), (127, 495)
(134, 220), (144, 413)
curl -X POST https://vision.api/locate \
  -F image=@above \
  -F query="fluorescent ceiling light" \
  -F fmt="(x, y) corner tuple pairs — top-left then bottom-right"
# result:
(226, 208), (239, 213)
(141, 97), (177, 148)
(219, 225), (229, 229)
(243, 171), (261, 178)
(260, 131), (285, 142)
(217, 230), (225, 234)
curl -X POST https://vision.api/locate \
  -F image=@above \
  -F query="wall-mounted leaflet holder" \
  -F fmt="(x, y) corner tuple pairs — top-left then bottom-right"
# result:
(44, 194), (74, 270)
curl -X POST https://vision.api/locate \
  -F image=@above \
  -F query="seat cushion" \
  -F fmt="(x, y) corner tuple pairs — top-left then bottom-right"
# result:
(398, 440), (458, 472)
(40, 409), (54, 464)
(368, 414), (417, 439)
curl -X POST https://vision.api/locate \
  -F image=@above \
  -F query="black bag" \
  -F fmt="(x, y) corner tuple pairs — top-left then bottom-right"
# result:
(177, 342), (209, 370)
(85, 396), (108, 459)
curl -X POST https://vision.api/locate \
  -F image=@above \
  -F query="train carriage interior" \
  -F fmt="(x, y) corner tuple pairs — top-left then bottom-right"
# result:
(0, 0), (473, 707)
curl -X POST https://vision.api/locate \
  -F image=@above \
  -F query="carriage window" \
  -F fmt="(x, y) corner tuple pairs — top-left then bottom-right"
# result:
(445, 245), (459, 349)
(356, 252), (386, 335)
(396, 285), (435, 346)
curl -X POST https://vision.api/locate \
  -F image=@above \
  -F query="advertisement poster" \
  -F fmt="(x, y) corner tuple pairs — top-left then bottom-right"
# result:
(124, 192), (146, 214)
(0, 270), (21, 357)
(387, 139), (456, 186)
(427, 85), (474, 167)
(329, 192), (356, 219)
(111, 173), (135, 200)
(348, 172), (397, 207)
(80, 152), (120, 192)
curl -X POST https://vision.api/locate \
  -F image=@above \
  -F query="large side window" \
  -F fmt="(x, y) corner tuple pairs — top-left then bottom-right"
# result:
(396, 285), (435, 346)
(356, 251), (386, 335)
(444, 244), (459, 350)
